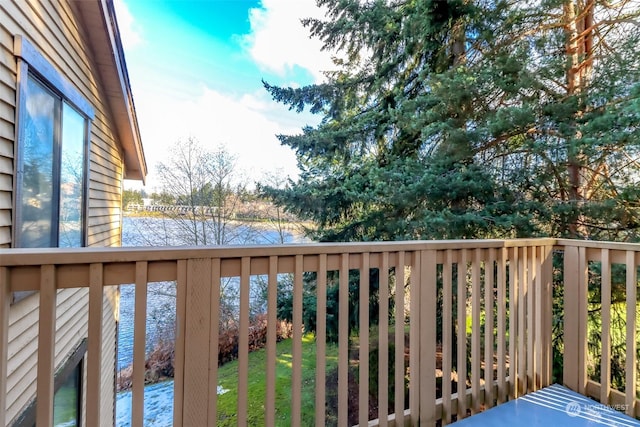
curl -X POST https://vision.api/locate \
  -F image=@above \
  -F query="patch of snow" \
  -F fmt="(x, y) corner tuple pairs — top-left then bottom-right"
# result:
(115, 380), (229, 426)
(116, 381), (174, 427)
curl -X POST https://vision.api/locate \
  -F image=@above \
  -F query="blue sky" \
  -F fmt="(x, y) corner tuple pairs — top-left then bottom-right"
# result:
(114, 0), (333, 190)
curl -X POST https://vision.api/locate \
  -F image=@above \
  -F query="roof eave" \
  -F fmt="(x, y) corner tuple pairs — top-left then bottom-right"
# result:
(72, 0), (147, 183)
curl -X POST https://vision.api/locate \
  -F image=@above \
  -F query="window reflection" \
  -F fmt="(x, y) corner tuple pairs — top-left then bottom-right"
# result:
(52, 365), (80, 427)
(59, 103), (85, 248)
(18, 77), (56, 247)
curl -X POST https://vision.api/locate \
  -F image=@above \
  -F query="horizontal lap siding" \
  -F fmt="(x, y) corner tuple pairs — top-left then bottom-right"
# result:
(6, 289), (90, 425)
(0, 20), (15, 248)
(88, 165), (123, 247)
(2, 0), (129, 425)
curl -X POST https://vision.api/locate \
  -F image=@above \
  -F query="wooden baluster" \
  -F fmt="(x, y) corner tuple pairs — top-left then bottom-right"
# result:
(496, 248), (507, 404)
(394, 252), (406, 425)
(36, 265), (56, 427)
(457, 250), (468, 419)
(359, 253), (370, 427)
(378, 252), (390, 427)
(625, 251), (637, 417)
(600, 249), (611, 405)
(484, 249), (495, 408)
(173, 260), (187, 427)
(132, 262), (148, 427)
(238, 257), (250, 427)
(265, 256), (278, 427)
(409, 251), (421, 424)
(86, 263), (104, 426)
(291, 255), (303, 427)
(315, 254), (327, 427)
(338, 253), (349, 426)
(208, 259), (221, 425)
(442, 250), (453, 424)
(471, 250), (481, 414)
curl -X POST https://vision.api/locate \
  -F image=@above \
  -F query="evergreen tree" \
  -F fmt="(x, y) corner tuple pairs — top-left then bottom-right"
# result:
(262, 0), (640, 242)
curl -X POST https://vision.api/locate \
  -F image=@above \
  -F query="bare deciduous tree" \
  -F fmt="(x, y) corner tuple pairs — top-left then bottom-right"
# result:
(155, 137), (249, 246)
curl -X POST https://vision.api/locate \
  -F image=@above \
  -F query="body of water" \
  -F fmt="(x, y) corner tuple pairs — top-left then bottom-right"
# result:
(117, 215), (303, 370)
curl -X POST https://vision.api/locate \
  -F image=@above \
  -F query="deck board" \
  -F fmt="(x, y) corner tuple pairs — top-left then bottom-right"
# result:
(452, 384), (640, 426)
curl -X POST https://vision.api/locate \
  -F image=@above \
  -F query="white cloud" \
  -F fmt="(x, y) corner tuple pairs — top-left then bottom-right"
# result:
(133, 85), (306, 191)
(113, 0), (144, 49)
(243, 0), (334, 83)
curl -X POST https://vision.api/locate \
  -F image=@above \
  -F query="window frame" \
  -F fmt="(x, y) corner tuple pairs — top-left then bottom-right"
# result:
(13, 35), (94, 249)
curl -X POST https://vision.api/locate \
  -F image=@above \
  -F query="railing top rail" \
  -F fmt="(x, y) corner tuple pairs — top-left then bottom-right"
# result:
(555, 239), (640, 252)
(0, 238), (558, 266)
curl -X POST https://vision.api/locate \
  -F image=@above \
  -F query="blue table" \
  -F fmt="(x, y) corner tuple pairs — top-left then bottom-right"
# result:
(452, 384), (640, 426)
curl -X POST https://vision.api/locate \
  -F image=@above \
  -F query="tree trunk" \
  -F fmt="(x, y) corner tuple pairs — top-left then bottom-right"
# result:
(564, 0), (594, 238)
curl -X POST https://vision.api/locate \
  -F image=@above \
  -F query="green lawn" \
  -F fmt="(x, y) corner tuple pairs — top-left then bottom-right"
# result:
(216, 335), (339, 426)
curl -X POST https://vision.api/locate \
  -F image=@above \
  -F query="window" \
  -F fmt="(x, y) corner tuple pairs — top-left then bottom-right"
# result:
(12, 339), (87, 427)
(16, 76), (87, 247)
(14, 35), (93, 248)
(52, 352), (83, 427)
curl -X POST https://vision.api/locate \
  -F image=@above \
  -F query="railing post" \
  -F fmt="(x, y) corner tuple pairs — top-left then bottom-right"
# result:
(562, 244), (587, 393)
(0, 267), (9, 427)
(181, 258), (215, 426)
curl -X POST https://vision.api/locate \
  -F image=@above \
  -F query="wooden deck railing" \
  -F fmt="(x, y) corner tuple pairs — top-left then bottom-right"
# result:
(560, 239), (640, 419)
(1, 238), (639, 426)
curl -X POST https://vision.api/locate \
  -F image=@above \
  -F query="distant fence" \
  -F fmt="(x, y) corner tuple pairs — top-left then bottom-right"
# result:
(125, 204), (301, 229)
(126, 204), (218, 215)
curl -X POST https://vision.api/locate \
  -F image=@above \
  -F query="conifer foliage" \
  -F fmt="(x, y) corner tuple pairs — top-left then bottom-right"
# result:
(262, 0), (640, 242)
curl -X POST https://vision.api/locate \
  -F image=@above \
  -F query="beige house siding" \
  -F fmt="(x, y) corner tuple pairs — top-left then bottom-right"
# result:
(1, 0), (135, 425)
(0, 21), (15, 248)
